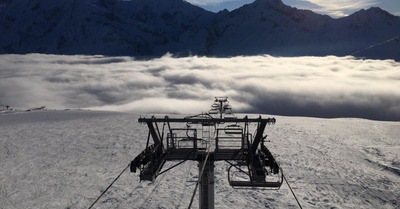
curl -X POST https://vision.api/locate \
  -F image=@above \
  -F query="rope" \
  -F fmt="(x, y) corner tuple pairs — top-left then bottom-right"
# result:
(88, 163), (130, 209)
(282, 172), (303, 209)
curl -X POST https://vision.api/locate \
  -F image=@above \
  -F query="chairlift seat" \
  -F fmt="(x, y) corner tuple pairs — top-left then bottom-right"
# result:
(209, 110), (218, 114)
(229, 180), (282, 188)
(224, 127), (243, 135)
(224, 113), (237, 119)
(223, 124), (243, 134)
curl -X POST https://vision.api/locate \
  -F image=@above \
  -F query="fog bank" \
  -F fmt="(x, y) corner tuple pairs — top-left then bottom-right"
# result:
(1, 54), (399, 121)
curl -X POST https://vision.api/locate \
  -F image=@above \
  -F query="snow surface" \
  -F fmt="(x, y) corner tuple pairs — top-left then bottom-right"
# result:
(0, 110), (399, 208)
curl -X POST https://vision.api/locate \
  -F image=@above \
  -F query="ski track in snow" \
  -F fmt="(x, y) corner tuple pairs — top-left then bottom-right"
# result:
(0, 110), (399, 208)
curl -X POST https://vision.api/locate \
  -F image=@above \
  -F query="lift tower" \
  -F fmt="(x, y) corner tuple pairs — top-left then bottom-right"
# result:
(130, 97), (282, 209)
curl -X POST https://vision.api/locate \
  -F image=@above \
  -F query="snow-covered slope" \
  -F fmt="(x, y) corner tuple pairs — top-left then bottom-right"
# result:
(0, 110), (399, 208)
(0, 0), (400, 60)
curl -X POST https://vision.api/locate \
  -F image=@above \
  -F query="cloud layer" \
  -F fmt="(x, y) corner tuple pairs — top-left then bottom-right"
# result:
(293, 0), (377, 17)
(187, 0), (381, 17)
(1, 54), (399, 121)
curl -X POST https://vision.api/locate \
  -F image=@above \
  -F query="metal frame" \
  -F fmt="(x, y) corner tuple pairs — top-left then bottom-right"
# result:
(130, 114), (281, 209)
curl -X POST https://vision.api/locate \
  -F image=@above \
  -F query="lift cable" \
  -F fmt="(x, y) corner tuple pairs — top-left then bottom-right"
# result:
(158, 160), (188, 176)
(187, 150), (211, 209)
(187, 123), (216, 209)
(87, 163), (130, 209)
(282, 171), (303, 209)
(349, 35), (400, 56)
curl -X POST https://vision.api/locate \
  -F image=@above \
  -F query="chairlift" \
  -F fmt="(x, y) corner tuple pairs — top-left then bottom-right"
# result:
(227, 161), (283, 188)
(224, 113), (237, 119)
(227, 140), (283, 189)
(215, 97), (228, 103)
(224, 109), (233, 115)
(131, 97), (281, 209)
(210, 106), (219, 111)
(223, 104), (232, 110)
(211, 103), (220, 108)
(224, 124), (243, 135)
(178, 137), (197, 148)
(209, 109), (218, 114)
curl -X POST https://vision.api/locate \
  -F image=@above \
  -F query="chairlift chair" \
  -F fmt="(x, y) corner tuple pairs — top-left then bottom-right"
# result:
(224, 124), (243, 135)
(227, 151), (283, 188)
(211, 103), (219, 108)
(223, 104), (232, 110)
(224, 113), (237, 119)
(209, 109), (218, 114)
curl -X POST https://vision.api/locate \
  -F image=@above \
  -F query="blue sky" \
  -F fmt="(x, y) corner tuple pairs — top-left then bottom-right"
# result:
(186, 0), (400, 18)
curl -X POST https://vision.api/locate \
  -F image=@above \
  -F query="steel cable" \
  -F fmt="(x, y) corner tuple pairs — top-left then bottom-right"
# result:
(87, 163), (130, 209)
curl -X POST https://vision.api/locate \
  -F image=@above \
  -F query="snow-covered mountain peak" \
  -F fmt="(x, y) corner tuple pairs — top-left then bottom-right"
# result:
(0, 0), (399, 60)
(254, 0), (285, 7)
(364, 7), (394, 16)
(131, 0), (201, 10)
(351, 6), (398, 18)
(343, 6), (400, 28)
(245, 0), (288, 11)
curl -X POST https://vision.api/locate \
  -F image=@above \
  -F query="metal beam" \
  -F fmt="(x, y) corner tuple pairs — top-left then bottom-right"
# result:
(251, 121), (267, 154)
(146, 121), (161, 146)
(139, 117), (276, 124)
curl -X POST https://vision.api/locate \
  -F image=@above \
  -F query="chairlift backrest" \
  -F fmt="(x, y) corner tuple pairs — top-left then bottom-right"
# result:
(224, 124), (243, 135)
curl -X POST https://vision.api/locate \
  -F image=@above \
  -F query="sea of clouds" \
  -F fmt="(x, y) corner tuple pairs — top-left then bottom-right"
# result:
(0, 53), (399, 121)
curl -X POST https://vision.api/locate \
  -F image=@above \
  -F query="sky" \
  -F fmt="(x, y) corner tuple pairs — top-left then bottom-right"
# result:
(1, 54), (400, 121)
(186, 0), (400, 17)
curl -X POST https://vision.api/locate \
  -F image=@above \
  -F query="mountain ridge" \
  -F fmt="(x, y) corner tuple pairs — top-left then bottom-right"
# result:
(1, 0), (399, 60)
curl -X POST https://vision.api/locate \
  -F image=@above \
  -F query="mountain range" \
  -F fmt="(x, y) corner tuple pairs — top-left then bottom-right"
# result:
(1, 0), (399, 60)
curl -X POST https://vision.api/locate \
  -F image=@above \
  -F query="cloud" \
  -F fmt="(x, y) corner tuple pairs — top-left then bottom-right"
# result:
(186, 0), (241, 6)
(0, 54), (399, 121)
(295, 0), (378, 17)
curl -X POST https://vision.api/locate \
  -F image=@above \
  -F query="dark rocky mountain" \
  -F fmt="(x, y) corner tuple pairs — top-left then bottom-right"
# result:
(1, 0), (399, 60)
